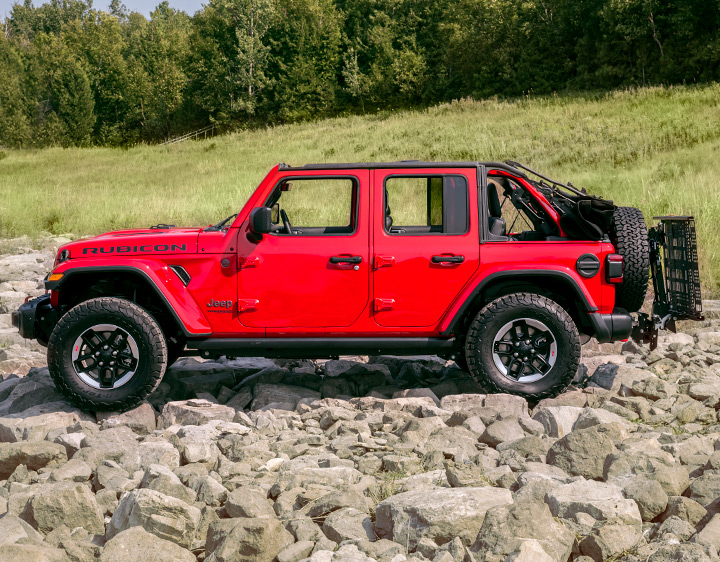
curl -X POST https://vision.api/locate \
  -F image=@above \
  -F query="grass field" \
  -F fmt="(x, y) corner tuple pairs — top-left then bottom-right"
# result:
(1, 84), (720, 292)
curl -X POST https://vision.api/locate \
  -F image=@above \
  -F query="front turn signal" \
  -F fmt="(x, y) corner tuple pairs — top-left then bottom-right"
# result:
(48, 273), (64, 282)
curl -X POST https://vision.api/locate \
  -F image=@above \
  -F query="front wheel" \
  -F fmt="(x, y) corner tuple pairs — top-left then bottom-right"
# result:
(465, 293), (580, 399)
(48, 297), (167, 412)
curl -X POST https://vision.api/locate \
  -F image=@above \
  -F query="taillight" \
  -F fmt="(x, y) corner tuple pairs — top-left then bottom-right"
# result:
(605, 254), (623, 283)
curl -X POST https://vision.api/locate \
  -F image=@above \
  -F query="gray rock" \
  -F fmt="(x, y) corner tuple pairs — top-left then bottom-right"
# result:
(0, 544), (69, 562)
(503, 539), (555, 562)
(0, 405), (89, 442)
(225, 487), (275, 518)
(49, 458), (92, 483)
(579, 522), (642, 561)
(0, 441), (67, 478)
(100, 526), (195, 561)
(471, 500), (574, 560)
(322, 507), (375, 542)
(0, 514), (44, 547)
(546, 425), (618, 479)
(545, 479), (642, 527)
(604, 445), (689, 496)
(205, 517), (294, 562)
(97, 403), (156, 435)
(276, 540), (315, 562)
(139, 464), (197, 505)
(252, 383), (321, 410)
(622, 477), (668, 521)
(660, 496), (707, 526)
(374, 486), (513, 549)
(107, 488), (202, 547)
(691, 472), (720, 508)
(647, 542), (720, 561)
(480, 418), (525, 447)
(22, 481), (104, 535)
(157, 399), (235, 429)
(655, 515), (695, 541)
(532, 406), (583, 438)
(697, 514), (720, 552)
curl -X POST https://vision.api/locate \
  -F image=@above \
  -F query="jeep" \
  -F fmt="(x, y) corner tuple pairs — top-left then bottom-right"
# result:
(12, 160), (704, 411)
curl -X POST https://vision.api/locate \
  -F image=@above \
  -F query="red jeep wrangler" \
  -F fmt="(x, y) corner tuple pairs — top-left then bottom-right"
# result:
(12, 161), (703, 411)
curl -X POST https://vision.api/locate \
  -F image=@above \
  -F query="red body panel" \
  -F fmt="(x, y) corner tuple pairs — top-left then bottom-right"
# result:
(50, 162), (618, 340)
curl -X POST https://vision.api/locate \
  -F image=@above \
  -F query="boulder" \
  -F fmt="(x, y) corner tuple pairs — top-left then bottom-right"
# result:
(107, 488), (201, 548)
(545, 479), (642, 527)
(0, 405), (89, 442)
(100, 526), (195, 562)
(225, 487), (275, 518)
(471, 500), (574, 560)
(546, 426), (618, 479)
(579, 522), (643, 561)
(22, 481), (104, 535)
(374, 486), (513, 549)
(0, 514), (44, 547)
(0, 442), (67, 479)
(157, 399), (235, 429)
(322, 507), (375, 542)
(97, 403), (157, 435)
(205, 517), (294, 562)
(251, 383), (320, 410)
(532, 406), (583, 438)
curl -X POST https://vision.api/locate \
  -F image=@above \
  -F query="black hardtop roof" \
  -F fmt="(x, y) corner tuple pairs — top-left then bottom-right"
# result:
(278, 160), (526, 175)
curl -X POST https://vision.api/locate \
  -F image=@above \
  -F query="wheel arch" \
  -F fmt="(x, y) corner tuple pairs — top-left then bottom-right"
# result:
(49, 265), (211, 339)
(441, 270), (598, 338)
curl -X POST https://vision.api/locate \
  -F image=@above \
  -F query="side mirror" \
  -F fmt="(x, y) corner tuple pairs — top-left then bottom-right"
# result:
(249, 207), (272, 239)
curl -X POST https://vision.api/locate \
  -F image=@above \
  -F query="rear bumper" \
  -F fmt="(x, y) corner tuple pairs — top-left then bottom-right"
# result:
(588, 308), (633, 343)
(13, 294), (57, 344)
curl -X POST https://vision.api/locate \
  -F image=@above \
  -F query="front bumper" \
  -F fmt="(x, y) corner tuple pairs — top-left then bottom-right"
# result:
(589, 308), (633, 343)
(13, 294), (57, 345)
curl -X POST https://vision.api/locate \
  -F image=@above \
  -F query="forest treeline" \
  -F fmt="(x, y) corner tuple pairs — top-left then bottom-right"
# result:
(1, 0), (719, 148)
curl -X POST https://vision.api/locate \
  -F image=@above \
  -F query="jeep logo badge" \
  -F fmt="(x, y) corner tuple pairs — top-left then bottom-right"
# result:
(206, 299), (234, 312)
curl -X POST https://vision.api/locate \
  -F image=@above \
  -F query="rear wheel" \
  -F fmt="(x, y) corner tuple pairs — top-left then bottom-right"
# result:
(465, 293), (580, 399)
(609, 206), (649, 312)
(48, 297), (167, 412)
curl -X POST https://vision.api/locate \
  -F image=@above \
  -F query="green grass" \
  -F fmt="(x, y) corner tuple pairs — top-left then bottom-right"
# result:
(2, 84), (720, 292)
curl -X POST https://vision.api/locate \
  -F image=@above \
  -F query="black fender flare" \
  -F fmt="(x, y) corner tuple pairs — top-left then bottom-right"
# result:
(46, 265), (211, 337)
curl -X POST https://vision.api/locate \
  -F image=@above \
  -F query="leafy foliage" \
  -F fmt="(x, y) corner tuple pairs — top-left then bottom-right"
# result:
(1, 0), (720, 147)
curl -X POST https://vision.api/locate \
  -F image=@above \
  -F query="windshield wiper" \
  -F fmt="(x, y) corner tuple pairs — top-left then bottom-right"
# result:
(205, 213), (238, 232)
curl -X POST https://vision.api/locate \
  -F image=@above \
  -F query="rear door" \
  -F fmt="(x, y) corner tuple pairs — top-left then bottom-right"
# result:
(372, 168), (480, 327)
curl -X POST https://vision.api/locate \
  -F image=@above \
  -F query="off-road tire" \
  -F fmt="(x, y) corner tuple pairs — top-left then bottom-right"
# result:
(47, 297), (167, 412)
(609, 206), (650, 312)
(465, 293), (580, 399)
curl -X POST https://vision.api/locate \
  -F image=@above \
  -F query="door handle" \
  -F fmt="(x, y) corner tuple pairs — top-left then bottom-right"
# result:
(431, 255), (465, 264)
(329, 256), (362, 264)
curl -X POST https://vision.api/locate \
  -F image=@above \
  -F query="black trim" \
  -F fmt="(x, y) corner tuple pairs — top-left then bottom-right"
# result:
(383, 173), (470, 236)
(187, 337), (457, 358)
(169, 265), (191, 286)
(440, 270), (598, 336)
(587, 308), (633, 343)
(264, 175), (359, 237)
(46, 266), (209, 337)
(279, 161), (527, 176)
(14, 294), (58, 343)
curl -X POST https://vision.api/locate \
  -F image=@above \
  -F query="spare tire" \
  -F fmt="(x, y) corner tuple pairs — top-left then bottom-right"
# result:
(609, 206), (649, 312)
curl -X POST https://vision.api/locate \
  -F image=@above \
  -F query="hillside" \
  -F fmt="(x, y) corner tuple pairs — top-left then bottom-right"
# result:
(1, 84), (719, 292)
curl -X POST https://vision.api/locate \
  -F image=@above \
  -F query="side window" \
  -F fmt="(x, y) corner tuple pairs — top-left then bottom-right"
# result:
(270, 177), (356, 235)
(487, 176), (558, 240)
(384, 175), (468, 235)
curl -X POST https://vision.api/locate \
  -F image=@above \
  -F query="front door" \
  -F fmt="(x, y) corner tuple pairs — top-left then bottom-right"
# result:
(238, 171), (370, 329)
(373, 168), (480, 327)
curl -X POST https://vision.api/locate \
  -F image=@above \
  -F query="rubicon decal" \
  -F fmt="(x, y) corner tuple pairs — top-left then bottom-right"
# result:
(82, 244), (187, 254)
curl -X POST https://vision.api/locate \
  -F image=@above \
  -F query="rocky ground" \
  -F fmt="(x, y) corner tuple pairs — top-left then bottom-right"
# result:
(4, 239), (720, 561)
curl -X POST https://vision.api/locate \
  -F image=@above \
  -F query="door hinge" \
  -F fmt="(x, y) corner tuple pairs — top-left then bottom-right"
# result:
(238, 299), (259, 312)
(374, 298), (395, 311)
(374, 256), (395, 269)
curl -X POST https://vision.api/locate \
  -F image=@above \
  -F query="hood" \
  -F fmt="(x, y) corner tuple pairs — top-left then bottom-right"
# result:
(58, 227), (202, 261)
